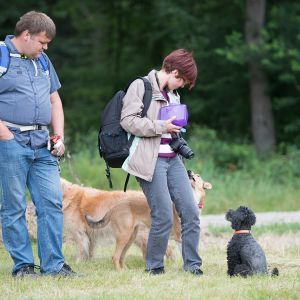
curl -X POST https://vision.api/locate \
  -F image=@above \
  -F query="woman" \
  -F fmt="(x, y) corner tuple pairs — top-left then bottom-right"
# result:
(120, 49), (202, 275)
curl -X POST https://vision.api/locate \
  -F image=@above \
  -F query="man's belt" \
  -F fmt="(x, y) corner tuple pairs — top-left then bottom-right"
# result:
(3, 121), (48, 132)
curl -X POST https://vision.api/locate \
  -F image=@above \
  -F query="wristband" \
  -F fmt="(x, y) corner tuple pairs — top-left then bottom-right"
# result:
(50, 134), (64, 142)
(50, 134), (64, 149)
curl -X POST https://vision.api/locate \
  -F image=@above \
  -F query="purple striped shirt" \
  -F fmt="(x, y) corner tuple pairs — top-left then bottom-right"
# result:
(158, 89), (177, 157)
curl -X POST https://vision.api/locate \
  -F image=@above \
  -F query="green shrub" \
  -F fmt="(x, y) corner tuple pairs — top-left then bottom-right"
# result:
(60, 127), (300, 213)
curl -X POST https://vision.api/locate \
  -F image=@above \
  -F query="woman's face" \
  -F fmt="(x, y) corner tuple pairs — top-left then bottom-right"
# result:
(167, 70), (188, 91)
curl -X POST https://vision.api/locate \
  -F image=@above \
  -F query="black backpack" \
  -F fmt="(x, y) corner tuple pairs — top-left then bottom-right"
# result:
(98, 77), (152, 191)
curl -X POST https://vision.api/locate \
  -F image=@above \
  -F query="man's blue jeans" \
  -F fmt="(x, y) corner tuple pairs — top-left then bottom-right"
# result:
(0, 139), (65, 273)
(137, 156), (202, 272)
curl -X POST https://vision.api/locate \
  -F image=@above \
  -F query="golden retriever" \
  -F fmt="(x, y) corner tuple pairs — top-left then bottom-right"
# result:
(14, 179), (166, 261)
(86, 171), (212, 269)
(61, 178), (149, 261)
(1, 180), (152, 262)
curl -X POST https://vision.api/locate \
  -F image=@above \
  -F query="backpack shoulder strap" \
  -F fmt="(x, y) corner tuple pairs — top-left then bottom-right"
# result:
(140, 77), (152, 117)
(0, 42), (50, 77)
(124, 76), (152, 117)
(0, 41), (10, 78)
(38, 53), (50, 75)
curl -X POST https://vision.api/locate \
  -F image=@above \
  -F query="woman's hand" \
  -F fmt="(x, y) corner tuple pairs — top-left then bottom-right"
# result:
(165, 116), (181, 134)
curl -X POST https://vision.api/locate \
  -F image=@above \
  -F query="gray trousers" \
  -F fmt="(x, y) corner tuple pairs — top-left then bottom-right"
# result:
(137, 156), (202, 271)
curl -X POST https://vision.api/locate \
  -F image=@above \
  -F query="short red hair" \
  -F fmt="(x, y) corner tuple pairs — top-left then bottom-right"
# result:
(162, 49), (197, 89)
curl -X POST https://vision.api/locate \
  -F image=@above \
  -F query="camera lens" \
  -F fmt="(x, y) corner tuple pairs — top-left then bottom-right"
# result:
(177, 144), (194, 159)
(169, 136), (194, 159)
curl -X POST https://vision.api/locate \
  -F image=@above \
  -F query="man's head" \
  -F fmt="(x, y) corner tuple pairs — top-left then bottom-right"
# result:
(14, 11), (56, 59)
(162, 49), (197, 90)
(15, 11), (56, 39)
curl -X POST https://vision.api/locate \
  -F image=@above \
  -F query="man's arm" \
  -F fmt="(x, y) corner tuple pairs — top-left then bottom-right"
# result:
(50, 91), (65, 156)
(0, 120), (14, 140)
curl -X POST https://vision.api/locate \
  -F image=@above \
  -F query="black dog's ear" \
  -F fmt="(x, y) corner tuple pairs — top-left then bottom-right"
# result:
(225, 209), (234, 222)
(245, 207), (256, 226)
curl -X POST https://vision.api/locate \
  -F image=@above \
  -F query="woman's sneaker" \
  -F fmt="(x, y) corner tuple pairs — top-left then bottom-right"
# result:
(12, 265), (39, 278)
(145, 267), (165, 275)
(189, 268), (203, 276)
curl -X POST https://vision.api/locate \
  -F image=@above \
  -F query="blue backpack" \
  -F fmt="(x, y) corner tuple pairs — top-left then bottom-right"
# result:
(0, 41), (49, 77)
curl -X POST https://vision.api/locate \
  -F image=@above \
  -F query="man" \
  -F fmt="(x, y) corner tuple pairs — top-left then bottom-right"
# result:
(0, 11), (75, 277)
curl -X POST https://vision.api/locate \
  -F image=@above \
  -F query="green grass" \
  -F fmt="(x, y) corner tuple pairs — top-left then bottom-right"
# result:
(0, 229), (299, 300)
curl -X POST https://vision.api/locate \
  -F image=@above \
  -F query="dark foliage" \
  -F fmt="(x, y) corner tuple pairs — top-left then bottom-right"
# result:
(1, 1), (299, 148)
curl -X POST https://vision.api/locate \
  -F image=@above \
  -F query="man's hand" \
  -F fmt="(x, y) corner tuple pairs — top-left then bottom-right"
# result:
(165, 116), (181, 134)
(50, 135), (65, 157)
(51, 141), (65, 157)
(0, 121), (14, 140)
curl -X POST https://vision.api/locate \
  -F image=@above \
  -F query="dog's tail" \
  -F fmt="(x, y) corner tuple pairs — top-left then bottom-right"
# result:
(271, 267), (279, 277)
(85, 211), (111, 229)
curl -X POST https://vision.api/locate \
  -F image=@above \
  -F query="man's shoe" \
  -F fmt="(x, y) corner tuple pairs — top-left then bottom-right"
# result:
(145, 267), (165, 275)
(190, 268), (203, 276)
(55, 263), (76, 277)
(12, 265), (39, 278)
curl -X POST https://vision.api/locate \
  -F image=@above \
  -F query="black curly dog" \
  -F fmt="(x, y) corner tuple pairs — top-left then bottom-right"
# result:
(226, 206), (279, 277)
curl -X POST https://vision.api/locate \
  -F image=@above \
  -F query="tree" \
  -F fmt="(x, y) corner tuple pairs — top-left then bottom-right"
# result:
(0, 1), (299, 148)
(245, 0), (276, 154)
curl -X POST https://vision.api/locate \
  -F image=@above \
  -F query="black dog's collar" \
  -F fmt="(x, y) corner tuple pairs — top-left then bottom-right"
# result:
(234, 230), (251, 235)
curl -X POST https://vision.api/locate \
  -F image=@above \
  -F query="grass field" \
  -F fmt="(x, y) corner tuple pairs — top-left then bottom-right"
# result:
(1, 132), (299, 299)
(0, 225), (299, 300)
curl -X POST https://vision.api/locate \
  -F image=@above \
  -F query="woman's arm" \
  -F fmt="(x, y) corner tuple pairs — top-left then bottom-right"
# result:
(120, 80), (180, 137)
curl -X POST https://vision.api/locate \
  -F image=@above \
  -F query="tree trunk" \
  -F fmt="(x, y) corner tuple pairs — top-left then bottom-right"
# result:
(245, 0), (276, 154)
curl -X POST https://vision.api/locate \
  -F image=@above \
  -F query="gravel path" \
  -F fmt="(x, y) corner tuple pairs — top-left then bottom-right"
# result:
(201, 210), (300, 228)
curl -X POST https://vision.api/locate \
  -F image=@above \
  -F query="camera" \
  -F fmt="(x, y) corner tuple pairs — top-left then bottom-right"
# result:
(169, 133), (194, 159)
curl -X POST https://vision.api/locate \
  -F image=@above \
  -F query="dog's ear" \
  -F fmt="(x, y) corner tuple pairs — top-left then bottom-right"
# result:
(245, 207), (256, 226)
(203, 181), (212, 190)
(225, 209), (234, 222)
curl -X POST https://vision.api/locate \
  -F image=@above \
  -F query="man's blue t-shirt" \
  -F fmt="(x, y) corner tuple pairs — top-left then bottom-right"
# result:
(0, 35), (62, 148)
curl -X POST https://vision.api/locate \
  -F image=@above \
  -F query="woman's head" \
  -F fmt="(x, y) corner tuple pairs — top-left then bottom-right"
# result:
(162, 49), (197, 89)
